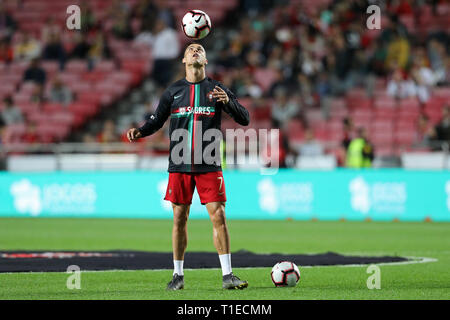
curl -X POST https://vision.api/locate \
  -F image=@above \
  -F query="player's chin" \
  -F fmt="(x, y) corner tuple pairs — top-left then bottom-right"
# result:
(192, 60), (205, 67)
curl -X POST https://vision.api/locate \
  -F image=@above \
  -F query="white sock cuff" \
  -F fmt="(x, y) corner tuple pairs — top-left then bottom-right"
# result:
(173, 260), (184, 276)
(218, 253), (232, 276)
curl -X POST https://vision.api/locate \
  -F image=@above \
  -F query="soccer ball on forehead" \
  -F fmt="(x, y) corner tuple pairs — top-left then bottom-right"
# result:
(181, 10), (212, 40)
(271, 261), (301, 287)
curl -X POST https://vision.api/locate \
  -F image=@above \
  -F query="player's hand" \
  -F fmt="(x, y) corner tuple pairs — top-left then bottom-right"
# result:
(212, 86), (229, 104)
(127, 128), (142, 142)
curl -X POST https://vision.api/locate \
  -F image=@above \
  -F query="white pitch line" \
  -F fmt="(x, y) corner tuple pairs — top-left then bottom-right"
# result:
(0, 256), (437, 275)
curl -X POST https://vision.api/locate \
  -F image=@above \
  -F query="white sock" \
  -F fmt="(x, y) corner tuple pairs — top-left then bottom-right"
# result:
(173, 260), (184, 276)
(218, 253), (232, 276)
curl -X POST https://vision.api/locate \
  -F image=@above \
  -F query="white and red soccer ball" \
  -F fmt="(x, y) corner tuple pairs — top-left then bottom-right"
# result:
(271, 261), (301, 287)
(181, 10), (212, 40)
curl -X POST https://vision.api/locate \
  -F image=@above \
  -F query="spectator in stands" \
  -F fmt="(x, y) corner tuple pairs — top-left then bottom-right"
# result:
(410, 64), (433, 104)
(332, 34), (354, 92)
(97, 119), (119, 143)
(80, 1), (97, 33)
(271, 88), (299, 130)
(335, 117), (355, 167)
(1, 96), (23, 125)
(154, 0), (176, 29)
(386, 66), (416, 99)
(42, 32), (67, 70)
(30, 84), (45, 104)
(322, 35), (353, 96)
(342, 117), (354, 151)
(346, 127), (374, 168)
(23, 58), (47, 85)
(107, 0), (131, 20)
(70, 33), (91, 59)
(414, 114), (434, 147)
(385, 30), (410, 72)
(0, 37), (13, 63)
(82, 133), (96, 143)
(427, 39), (446, 84)
(88, 32), (112, 65)
(296, 73), (314, 107)
(444, 55), (450, 86)
(267, 69), (290, 98)
(41, 17), (61, 44)
(138, 18), (179, 88)
(22, 122), (39, 144)
(49, 78), (73, 106)
(13, 32), (41, 61)
(0, 2), (17, 39)
(432, 105), (450, 149)
(111, 9), (134, 40)
(0, 116), (5, 144)
(133, 0), (157, 30)
(240, 71), (263, 98)
(299, 128), (324, 157)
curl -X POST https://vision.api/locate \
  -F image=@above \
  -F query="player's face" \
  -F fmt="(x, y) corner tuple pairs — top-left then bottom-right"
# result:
(183, 44), (207, 66)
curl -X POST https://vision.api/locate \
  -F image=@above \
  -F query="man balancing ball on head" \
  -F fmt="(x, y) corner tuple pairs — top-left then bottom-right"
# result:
(127, 43), (250, 290)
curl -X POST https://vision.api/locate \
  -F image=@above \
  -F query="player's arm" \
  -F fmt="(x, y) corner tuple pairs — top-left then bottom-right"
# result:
(127, 90), (172, 142)
(213, 85), (250, 126)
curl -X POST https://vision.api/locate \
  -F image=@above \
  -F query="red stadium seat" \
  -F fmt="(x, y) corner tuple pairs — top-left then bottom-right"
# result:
(42, 103), (63, 113)
(394, 129), (416, 146)
(374, 96), (397, 109)
(41, 61), (59, 76)
(398, 97), (421, 109)
(50, 111), (74, 127)
(371, 131), (393, 145)
(68, 102), (98, 118)
(371, 120), (393, 133)
(65, 60), (89, 74)
(287, 119), (304, 141)
(374, 107), (395, 120)
(94, 60), (117, 73)
(68, 82), (92, 96)
(0, 83), (15, 98)
(250, 106), (271, 121)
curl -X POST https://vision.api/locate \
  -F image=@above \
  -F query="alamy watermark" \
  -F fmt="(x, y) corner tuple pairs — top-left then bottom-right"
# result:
(366, 5), (381, 30)
(169, 123), (280, 175)
(366, 264), (381, 289)
(66, 265), (81, 289)
(66, 5), (81, 30)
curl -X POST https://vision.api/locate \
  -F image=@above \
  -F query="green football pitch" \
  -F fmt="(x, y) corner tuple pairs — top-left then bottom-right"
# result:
(0, 218), (449, 300)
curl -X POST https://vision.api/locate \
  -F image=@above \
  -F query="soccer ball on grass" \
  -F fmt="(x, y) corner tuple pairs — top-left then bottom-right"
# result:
(271, 261), (301, 287)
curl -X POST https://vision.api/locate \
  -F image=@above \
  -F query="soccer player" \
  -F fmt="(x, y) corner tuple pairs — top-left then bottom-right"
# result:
(127, 43), (250, 290)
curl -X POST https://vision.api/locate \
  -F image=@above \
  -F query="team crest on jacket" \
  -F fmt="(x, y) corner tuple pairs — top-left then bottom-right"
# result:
(207, 90), (214, 102)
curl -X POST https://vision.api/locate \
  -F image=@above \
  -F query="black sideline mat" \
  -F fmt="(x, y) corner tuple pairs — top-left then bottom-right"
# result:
(0, 250), (409, 273)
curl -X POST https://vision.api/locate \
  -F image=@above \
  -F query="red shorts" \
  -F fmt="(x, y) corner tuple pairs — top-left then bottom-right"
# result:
(164, 171), (227, 205)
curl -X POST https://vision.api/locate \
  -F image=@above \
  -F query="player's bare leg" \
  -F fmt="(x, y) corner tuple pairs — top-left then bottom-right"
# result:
(167, 203), (190, 290)
(205, 201), (230, 254)
(206, 201), (248, 289)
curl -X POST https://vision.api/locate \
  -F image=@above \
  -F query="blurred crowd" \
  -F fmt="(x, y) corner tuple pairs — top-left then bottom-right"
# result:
(1, 0), (449, 168)
(0, 0), (178, 146)
(133, 0), (449, 167)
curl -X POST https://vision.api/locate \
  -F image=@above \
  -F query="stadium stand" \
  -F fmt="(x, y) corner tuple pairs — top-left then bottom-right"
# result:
(0, 0), (449, 168)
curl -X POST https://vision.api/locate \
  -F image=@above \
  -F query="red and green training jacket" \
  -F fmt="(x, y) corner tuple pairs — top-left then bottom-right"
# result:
(138, 77), (250, 173)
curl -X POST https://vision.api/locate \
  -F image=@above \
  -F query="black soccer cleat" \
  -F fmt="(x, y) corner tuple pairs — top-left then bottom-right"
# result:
(167, 273), (184, 290)
(222, 273), (248, 290)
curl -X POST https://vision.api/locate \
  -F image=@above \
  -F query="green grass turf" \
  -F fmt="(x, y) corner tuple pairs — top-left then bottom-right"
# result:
(0, 218), (449, 300)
